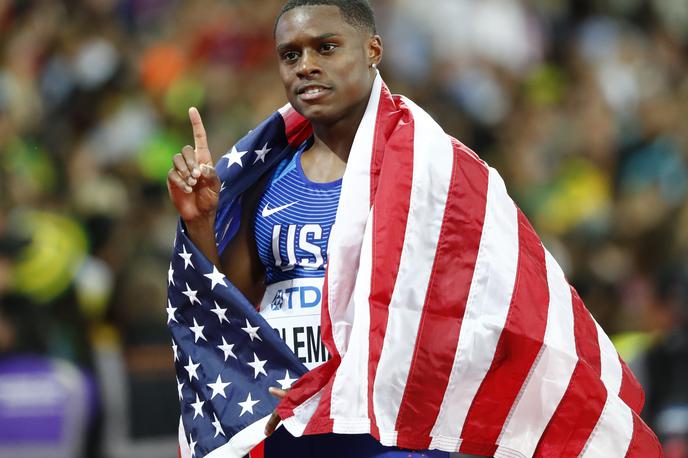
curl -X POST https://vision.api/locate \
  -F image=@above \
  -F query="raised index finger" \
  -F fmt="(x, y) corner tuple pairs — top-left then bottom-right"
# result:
(188, 107), (211, 162)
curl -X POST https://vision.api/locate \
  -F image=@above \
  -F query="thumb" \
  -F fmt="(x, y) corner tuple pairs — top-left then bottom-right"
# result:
(268, 387), (288, 399)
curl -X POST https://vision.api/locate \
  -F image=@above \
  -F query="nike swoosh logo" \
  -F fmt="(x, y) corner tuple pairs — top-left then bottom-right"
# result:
(261, 201), (298, 218)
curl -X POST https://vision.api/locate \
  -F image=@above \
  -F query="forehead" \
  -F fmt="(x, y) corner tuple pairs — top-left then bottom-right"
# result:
(275, 5), (360, 43)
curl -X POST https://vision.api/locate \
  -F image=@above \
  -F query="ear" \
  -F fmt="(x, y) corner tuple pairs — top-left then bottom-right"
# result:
(367, 35), (383, 68)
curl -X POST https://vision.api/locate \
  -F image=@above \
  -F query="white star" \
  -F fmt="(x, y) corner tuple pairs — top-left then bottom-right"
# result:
(212, 413), (225, 438)
(204, 266), (227, 290)
(276, 370), (297, 389)
(168, 263), (175, 286)
(222, 146), (248, 168)
(189, 318), (207, 343)
(171, 340), (179, 361)
(191, 394), (205, 419)
(182, 283), (201, 305)
(166, 300), (178, 324)
(176, 377), (184, 400)
(238, 392), (260, 417)
(247, 352), (267, 379)
(207, 374), (231, 400)
(189, 435), (197, 457)
(184, 356), (200, 381)
(253, 143), (272, 164)
(219, 181), (227, 193)
(217, 337), (237, 361)
(210, 301), (229, 324)
(241, 319), (261, 342)
(178, 245), (194, 269)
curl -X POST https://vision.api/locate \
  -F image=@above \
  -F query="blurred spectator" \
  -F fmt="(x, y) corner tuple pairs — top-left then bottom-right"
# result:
(639, 264), (688, 458)
(0, 222), (98, 458)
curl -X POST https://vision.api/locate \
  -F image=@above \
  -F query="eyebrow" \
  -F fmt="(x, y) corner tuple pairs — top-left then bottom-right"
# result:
(276, 33), (341, 52)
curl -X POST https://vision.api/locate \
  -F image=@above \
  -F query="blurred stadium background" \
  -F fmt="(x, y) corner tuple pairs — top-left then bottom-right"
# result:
(0, 0), (686, 456)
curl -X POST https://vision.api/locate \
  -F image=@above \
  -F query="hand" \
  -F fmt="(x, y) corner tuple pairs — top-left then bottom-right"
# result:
(265, 387), (288, 437)
(167, 107), (221, 224)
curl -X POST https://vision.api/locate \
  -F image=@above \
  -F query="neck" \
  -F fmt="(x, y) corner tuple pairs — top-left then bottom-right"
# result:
(310, 80), (374, 162)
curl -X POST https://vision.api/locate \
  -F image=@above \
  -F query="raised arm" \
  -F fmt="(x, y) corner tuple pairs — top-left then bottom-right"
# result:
(167, 107), (222, 267)
(167, 107), (266, 304)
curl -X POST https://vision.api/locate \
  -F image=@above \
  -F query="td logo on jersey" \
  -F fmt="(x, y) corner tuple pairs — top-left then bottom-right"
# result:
(270, 285), (322, 311)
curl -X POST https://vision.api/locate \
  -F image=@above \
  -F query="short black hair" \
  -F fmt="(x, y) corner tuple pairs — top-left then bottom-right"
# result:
(275, 0), (377, 35)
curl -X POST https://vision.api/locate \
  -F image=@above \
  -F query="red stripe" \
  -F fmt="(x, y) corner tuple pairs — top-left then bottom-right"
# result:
(534, 362), (608, 457)
(533, 287), (607, 456)
(459, 210), (550, 456)
(619, 357), (645, 414)
(571, 288), (602, 375)
(249, 441), (264, 458)
(302, 379), (336, 434)
(368, 87), (401, 202)
(625, 412), (663, 457)
(281, 108), (312, 147)
(367, 90), (413, 438)
(393, 140), (489, 449)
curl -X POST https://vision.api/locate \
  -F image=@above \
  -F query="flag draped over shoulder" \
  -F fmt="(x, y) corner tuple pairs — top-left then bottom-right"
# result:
(168, 73), (661, 458)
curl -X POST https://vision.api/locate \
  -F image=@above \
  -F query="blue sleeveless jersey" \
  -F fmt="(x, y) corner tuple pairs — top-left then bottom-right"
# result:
(253, 141), (340, 371)
(254, 143), (341, 285)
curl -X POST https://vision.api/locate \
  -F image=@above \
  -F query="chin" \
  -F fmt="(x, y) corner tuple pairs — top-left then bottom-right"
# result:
(294, 104), (338, 125)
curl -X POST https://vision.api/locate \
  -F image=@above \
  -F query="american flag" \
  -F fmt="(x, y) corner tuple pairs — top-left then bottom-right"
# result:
(168, 107), (312, 458)
(169, 74), (662, 457)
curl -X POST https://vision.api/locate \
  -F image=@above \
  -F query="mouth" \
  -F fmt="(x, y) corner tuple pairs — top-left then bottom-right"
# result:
(296, 84), (332, 102)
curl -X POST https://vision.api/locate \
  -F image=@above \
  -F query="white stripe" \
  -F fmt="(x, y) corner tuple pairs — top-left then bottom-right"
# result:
(204, 415), (270, 458)
(326, 74), (382, 356)
(277, 103), (293, 117)
(331, 211), (375, 431)
(597, 321), (622, 395)
(379, 430), (399, 448)
(372, 97), (454, 437)
(429, 167), (518, 448)
(495, 250), (578, 457)
(282, 387), (325, 437)
(178, 418), (191, 458)
(580, 394), (634, 457)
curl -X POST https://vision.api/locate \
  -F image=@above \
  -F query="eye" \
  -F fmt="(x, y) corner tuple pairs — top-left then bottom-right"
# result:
(320, 43), (337, 54)
(281, 51), (299, 63)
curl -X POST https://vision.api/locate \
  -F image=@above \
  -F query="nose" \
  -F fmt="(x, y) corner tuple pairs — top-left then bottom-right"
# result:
(296, 49), (321, 79)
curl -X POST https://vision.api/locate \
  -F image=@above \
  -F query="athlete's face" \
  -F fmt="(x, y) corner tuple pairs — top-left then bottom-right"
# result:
(275, 5), (382, 126)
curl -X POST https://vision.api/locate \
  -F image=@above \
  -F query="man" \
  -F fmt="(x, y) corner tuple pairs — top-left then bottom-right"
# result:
(167, 1), (658, 457)
(168, 1), (450, 456)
